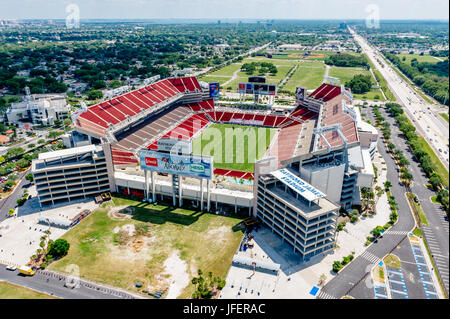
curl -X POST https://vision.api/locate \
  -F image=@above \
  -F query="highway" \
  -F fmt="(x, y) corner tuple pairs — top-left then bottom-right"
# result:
(349, 27), (449, 170)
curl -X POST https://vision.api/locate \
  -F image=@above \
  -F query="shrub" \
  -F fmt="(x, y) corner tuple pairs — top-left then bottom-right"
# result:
(332, 261), (343, 273)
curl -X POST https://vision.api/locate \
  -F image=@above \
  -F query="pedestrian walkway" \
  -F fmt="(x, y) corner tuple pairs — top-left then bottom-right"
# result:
(384, 230), (410, 236)
(361, 250), (381, 264)
(386, 267), (409, 299)
(316, 290), (337, 299)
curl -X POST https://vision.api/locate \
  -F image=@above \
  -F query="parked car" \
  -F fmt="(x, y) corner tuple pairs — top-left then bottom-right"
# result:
(6, 265), (17, 271)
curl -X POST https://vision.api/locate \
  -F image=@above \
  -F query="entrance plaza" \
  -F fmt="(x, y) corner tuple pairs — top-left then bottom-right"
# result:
(220, 151), (393, 299)
(0, 190), (98, 266)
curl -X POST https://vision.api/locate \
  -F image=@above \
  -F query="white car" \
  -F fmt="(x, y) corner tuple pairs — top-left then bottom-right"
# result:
(6, 265), (17, 271)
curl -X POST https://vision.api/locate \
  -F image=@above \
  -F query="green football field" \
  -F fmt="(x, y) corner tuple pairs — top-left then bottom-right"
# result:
(192, 123), (276, 172)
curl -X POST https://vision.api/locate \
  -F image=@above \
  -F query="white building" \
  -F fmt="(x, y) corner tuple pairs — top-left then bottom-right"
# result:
(6, 91), (70, 126)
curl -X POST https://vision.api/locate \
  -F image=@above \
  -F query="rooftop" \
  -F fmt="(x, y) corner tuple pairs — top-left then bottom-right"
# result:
(38, 144), (96, 161)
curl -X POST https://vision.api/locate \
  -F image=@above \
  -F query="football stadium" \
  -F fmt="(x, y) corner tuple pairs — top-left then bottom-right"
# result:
(32, 75), (378, 260)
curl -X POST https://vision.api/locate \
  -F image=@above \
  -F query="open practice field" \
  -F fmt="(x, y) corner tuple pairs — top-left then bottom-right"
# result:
(272, 50), (336, 60)
(397, 53), (445, 64)
(48, 197), (245, 298)
(192, 123), (276, 172)
(283, 65), (326, 92)
(200, 51), (386, 101)
(0, 281), (58, 299)
(328, 66), (385, 101)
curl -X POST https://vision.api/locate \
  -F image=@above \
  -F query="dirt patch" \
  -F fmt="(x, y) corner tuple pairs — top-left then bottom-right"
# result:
(287, 53), (304, 58)
(307, 54), (324, 59)
(161, 251), (190, 299)
(108, 205), (134, 220)
(206, 226), (230, 245)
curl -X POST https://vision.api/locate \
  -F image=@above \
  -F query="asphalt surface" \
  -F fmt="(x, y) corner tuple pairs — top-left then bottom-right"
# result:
(316, 107), (416, 299)
(0, 168), (31, 223)
(378, 107), (449, 295)
(348, 236), (431, 299)
(0, 263), (139, 299)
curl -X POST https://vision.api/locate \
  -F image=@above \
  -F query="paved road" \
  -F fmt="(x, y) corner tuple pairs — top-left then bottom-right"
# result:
(350, 26), (449, 169)
(378, 107), (449, 295)
(316, 108), (415, 299)
(0, 263), (139, 299)
(0, 168), (31, 223)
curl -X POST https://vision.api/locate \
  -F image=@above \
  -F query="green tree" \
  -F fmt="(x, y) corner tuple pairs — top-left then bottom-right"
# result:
(48, 239), (70, 258)
(429, 173), (443, 191)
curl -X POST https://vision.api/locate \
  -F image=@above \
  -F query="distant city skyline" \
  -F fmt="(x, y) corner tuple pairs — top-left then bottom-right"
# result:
(0, 0), (448, 20)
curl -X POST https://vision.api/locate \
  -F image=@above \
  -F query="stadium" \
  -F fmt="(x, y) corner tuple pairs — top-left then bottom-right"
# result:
(32, 75), (377, 260)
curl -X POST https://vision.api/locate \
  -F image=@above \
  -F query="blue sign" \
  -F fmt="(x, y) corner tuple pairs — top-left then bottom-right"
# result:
(209, 82), (220, 101)
(139, 150), (213, 179)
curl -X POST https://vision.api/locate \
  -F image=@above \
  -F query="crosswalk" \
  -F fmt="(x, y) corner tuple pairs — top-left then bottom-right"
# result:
(316, 290), (338, 299)
(384, 230), (410, 236)
(360, 250), (381, 264)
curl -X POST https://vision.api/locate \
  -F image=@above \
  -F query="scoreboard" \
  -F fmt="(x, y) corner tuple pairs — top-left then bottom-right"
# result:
(238, 82), (277, 95)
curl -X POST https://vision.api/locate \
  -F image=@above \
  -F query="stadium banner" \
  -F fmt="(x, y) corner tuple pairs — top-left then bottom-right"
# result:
(271, 168), (325, 202)
(157, 138), (192, 154)
(209, 82), (220, 101)
(139, 150), (213, 179)
(229, 118), (264, 126)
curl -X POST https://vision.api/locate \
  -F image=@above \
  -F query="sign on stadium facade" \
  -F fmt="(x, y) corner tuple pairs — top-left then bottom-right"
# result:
(229, 118), (264, 126)
(139, 150), (213, 179)
(157, 138), (192, 154)
(209, 82), (220, 101)
(271, 168), (325, 202)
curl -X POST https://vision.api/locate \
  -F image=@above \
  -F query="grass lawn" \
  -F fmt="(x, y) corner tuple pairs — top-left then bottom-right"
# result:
(328, 67), (373, 85)
(440, 113), (449, 123)
(207, 63), (243, 77)
(0, 281), (59, 299)
(283, 66), (326, 92)
(353, 89), (385, 101)
(397, 53), (443, 64)
(243, 57), (298, 67)
(192, 123), (276, 172)
(431, 195), (439, 204)
(383, 254), (401, 268)
(415, 136), (449, 187)
(198, 76), (231, 87)
(48, 197), (245, 298)
(413, 227), (423, 237)
(406, 192), (429, 226)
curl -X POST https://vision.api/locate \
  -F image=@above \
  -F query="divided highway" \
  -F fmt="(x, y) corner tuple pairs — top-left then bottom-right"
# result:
(349, 27), (449, 170)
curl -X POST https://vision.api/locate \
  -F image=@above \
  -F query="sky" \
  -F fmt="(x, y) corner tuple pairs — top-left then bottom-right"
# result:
(0, 0), (448, 20)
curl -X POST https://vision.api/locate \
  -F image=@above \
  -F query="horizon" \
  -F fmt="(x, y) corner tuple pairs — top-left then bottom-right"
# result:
(0, 0), (448, 21)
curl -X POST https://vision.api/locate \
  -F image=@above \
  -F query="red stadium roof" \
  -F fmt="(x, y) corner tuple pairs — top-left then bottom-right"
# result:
(309, 83), (341, 102)
(74, 77), (202, 137)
